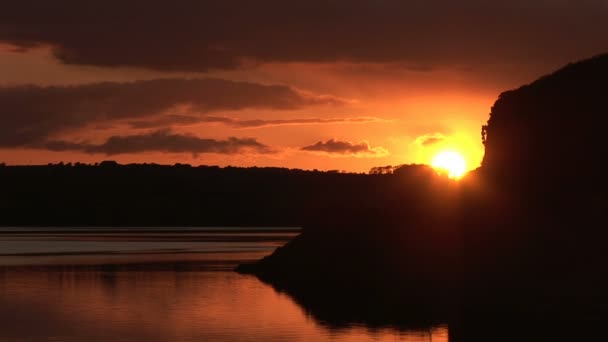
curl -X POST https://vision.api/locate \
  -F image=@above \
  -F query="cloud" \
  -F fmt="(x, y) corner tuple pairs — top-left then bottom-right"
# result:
(40, 129), (272, 157)
(415, 133), (447, 147)
(127, 115), (205, 129)
(1, 1), (606, 71)
(301, 139), (388, 156)
(0, 78), (342, 148)
(128, 115), (384, 129)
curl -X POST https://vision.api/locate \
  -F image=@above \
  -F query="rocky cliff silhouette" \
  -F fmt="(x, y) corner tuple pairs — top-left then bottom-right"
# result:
(457, 53), (608, 340)
(483, 54), (608, 187)
(238, 54), (608, 340)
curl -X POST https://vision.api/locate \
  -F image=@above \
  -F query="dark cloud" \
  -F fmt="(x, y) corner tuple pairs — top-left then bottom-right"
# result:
(421, 137), (444, 146)
(41, 129), (272, 156)
(1, 1), (606, 72)
(0, 78), (341, 148)
(128, 115), (383, 129)
(301, 139), (388, 156)
(416, 134), (447, 147)
(127, 115), (205, 129)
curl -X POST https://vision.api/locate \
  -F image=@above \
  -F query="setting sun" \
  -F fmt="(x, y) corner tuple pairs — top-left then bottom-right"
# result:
(431, 151), (466, 179)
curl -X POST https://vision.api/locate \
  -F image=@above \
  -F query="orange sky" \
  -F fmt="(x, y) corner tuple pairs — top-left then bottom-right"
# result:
(1, 1), (606, 172)
(0, 45), (536, 172)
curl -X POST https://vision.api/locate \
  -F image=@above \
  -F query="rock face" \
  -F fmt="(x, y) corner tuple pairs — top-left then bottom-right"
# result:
(469, 54), (608, 294)
(457, 57), (608, 337)
(482, 54), (608, 189)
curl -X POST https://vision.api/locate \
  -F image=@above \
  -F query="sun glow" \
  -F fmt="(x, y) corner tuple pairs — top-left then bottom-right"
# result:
(431, 151), (467, 179)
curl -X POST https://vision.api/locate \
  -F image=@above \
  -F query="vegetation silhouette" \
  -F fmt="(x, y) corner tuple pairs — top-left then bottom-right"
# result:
(0, 162), (445, 227)
(2, 54), (608, 340)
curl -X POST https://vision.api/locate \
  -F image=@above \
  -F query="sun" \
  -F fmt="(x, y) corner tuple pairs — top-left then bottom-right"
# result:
(431, 151), (467, 179)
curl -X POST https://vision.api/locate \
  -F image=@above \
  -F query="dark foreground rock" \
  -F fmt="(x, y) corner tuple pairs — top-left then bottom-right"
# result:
(237, 54), (608, 339)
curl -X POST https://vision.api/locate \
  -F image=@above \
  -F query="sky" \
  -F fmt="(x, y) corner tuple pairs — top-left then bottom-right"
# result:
(1, 1), (607, 172)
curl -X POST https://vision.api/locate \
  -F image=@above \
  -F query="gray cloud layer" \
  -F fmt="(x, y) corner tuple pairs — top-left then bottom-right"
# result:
(128, 115), (382, 129)
(301, 139), (388, 156)
(1, 1), (606, 72)
(0, 78), (341, 149)
(416, 133), (447, 147)
(41, 129), (272, 156)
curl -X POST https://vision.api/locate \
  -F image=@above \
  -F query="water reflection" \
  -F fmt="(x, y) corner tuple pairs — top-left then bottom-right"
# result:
(0, 268), (447, 341)
(0, 228), (448, 341)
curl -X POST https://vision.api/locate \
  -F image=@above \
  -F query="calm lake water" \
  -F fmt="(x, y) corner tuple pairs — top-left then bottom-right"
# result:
(0, 227), (448, 341)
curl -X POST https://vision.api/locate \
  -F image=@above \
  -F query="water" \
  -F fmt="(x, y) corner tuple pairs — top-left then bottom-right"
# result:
(0, 227), (448, 341)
